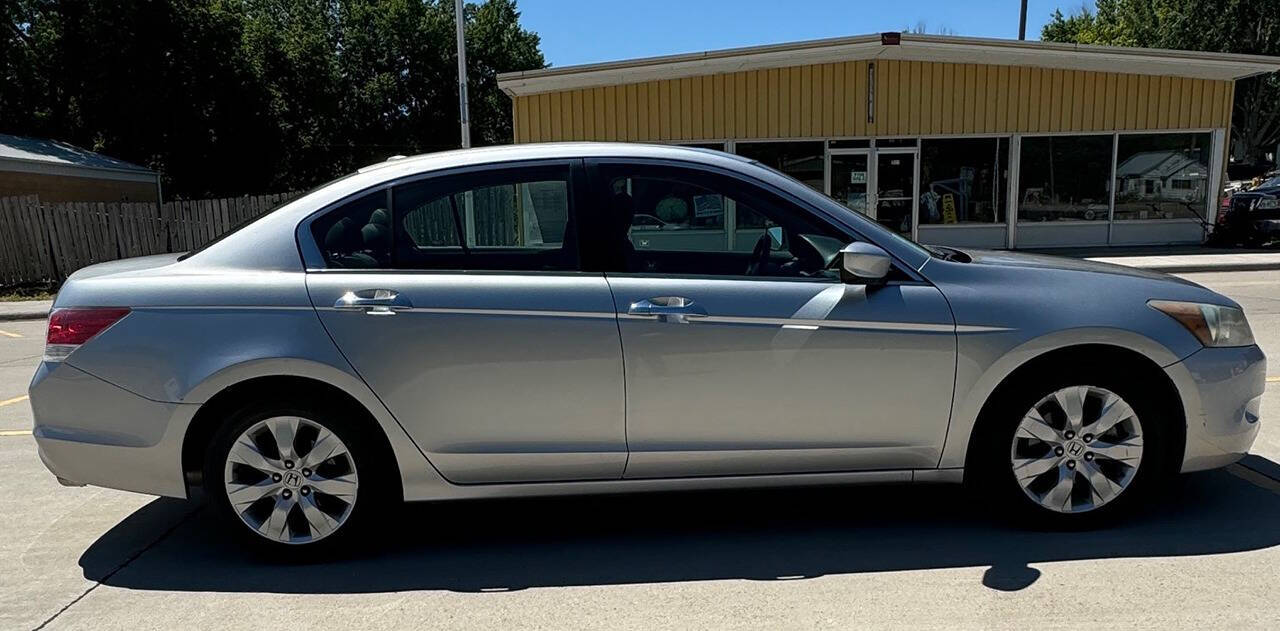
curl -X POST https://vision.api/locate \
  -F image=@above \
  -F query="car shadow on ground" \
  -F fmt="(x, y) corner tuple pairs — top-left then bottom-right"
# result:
(82, 465), (1280, 594)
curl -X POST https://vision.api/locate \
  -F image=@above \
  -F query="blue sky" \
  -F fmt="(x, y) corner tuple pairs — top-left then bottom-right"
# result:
(517, 0), (1093, 68)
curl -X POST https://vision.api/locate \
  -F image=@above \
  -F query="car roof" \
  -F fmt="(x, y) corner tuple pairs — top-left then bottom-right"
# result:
(356, 142), (752, 175)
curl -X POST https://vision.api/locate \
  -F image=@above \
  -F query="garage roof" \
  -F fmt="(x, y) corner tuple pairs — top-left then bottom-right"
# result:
(0, 133), (156, 183)
(499, 33), (1280, 97)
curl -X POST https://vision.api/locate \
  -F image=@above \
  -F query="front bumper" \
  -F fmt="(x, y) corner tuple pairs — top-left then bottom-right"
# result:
(29, 361), (196, 498)
(1252, 219), (1280, 238)
(1164, 344), (1266, 472)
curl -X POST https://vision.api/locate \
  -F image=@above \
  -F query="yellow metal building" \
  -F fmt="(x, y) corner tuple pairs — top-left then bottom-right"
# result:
(498, 33), (1280, 248)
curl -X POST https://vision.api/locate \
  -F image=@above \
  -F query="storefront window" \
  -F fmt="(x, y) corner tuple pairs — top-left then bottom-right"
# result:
(735, 141), (825, 192)
(678, 142), (726, 151)
(1113, 133), (1211, 221)
(734, 141), (824, 229)
(827, 139), (870, 149)
(919, 138), (1009, 225)
(1017, 135), (1113, 222)
(876, 138), (918, 148)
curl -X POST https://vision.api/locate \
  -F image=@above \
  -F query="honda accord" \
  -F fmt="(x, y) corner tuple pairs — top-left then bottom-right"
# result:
(30, 143), (1265, 555)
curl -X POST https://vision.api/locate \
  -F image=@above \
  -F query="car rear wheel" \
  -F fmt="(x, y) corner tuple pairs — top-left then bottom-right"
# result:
(204, 404), (382, 555)
(976, 370), (1171, 527)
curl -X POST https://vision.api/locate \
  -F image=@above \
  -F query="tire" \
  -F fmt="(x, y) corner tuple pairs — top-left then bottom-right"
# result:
(203, 399), (391, 558)
(970, 366), (1173, 528)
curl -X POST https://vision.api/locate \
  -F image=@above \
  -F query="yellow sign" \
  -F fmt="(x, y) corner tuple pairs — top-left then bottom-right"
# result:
(941, 194), (958, 224)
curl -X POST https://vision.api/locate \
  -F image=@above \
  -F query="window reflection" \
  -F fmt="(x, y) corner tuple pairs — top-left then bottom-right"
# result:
(735, 141), (825, 192)
(1017, 135), (1113, 222)
(1114, 133), (1211, 221)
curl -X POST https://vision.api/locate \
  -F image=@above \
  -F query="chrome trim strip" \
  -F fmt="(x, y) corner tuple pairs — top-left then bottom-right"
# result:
(317, 306), (617, 319)
(955, 324), (1015, 333)
(142, 305), (317, 311)
(312, 304), (1013, 331)
(620, 312), (1012, 333)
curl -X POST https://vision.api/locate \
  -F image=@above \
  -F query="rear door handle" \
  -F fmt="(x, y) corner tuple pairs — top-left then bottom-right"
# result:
(628, 296), (708, 323)
(334, 289), (413, 315)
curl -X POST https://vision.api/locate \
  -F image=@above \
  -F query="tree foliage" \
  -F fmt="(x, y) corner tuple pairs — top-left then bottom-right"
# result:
(0, 0), (545, 197)
(1042, 0), (1280, 167)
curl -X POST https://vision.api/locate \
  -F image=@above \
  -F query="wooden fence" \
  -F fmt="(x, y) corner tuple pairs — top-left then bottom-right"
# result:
(0, 192), (300, 286)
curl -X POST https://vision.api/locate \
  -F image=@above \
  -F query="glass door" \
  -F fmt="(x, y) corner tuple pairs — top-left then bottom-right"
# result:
(875, 150), (917, 237)
(829, 152), (871, 216)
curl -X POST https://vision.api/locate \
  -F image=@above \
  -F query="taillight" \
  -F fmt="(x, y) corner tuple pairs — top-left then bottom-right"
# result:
(44, 307), (130, 362)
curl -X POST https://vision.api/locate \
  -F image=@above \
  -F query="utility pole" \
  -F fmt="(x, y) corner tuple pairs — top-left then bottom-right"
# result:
(1018, 0), (1028, 40)
(455, 0), (471, 148)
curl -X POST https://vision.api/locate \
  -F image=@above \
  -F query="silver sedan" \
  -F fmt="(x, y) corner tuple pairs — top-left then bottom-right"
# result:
(30, 143), (1265, 555)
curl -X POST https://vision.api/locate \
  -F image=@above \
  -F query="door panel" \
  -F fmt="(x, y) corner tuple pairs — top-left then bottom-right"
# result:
(309, 273), (626, 483)
(606, 276), (957, 478)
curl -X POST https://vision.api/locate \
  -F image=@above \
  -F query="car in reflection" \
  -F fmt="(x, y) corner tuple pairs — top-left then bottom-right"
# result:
(1213, 174), (1280, 246)
(29, 143), (1266, 556)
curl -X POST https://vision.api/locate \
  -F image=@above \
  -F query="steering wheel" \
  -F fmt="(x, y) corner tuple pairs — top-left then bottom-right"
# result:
(745, 232), (772, 276)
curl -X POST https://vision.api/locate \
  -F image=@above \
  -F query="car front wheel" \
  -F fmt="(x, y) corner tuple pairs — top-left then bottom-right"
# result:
(979, 372), (1171, 526)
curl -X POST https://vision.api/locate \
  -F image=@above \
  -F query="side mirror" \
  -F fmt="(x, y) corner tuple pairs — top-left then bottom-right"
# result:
(839, 242), (891, 285)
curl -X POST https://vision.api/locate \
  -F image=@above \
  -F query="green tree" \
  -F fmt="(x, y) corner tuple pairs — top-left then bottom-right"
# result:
(0, 0), (545, 197)
(1042, 0), (1280, 167)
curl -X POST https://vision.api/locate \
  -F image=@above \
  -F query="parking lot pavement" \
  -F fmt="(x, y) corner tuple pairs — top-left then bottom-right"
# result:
(0, 319), (43, 434)
(0, 271), (1277, 630)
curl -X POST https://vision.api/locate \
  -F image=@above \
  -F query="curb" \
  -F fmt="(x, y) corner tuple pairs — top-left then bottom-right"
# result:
(1083, 258), (1280, 274)
(1119, 262), (1280, 274)
(0, 310), (48, 323)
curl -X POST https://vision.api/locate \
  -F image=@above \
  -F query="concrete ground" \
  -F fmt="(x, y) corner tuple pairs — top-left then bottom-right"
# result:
(1, 271), (1278, 630)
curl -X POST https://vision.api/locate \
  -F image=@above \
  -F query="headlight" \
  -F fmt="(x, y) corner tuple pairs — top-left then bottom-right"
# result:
(1149, 300), (1255, 347)
(1257, 198), (1279, 209)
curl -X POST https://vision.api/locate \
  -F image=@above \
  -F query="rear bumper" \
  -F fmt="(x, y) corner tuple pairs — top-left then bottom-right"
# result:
(29, 362), (195, 498)
(1164, 344), (1266, 472)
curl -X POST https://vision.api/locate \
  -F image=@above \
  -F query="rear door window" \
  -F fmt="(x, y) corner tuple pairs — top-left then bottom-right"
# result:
(393, 164), (577, 271)
(308, 163), (580, 272)
(310, 191), (391, 269)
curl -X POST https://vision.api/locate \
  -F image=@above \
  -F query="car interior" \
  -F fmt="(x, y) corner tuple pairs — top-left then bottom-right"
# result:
(601, 173), (849, 279)
(314, 192), (392, 269)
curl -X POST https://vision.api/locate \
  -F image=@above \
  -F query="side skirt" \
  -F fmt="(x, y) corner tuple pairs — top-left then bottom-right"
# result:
(404, 468), (965, 502)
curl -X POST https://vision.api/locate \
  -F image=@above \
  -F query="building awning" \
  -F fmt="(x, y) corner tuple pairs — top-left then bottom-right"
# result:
(499, 33), (1280, 97)
(0, 133), (157, 183)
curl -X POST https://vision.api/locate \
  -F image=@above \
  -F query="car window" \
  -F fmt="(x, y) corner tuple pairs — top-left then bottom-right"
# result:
(391, 165), (576, 271)
(310, 191), (392, 269)
(592, 163), (851, 279)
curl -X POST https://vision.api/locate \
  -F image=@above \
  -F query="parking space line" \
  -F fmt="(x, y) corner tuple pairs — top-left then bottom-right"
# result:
(1268, 376), (1280, 383)
(0, 394), (29, 407)
(0, 429), (32, 436)
(0, 329), (22, 338)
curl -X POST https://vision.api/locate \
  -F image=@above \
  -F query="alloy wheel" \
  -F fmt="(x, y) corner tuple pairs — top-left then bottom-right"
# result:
(222, 416), (359, 544)
(1009, 385), (1144, 514)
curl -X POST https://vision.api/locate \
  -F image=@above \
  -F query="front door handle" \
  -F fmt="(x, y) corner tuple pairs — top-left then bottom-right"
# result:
(628, 296), (708, 323)
(334, 289), (413, 315)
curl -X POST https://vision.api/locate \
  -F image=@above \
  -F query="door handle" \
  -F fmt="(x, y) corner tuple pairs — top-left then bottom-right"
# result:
(628, 296), (708, 323)
(333, 289), (413, 315)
